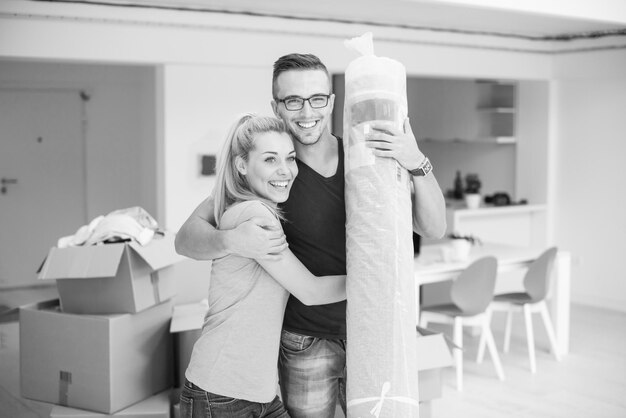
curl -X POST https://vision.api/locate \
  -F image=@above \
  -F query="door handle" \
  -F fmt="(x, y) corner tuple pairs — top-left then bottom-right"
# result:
(1, 178), (18, 195)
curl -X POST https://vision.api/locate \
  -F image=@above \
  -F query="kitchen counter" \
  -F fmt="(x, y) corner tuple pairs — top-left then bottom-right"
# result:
(443, 202), (548, 247)
(446, 202), (546, 215)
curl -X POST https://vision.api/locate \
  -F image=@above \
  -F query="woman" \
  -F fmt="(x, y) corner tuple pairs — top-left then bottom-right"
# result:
(180, 114), (346, 418)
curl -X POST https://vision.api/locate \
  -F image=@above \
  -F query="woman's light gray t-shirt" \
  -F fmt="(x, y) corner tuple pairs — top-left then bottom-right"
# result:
(185, 200), (289, 402)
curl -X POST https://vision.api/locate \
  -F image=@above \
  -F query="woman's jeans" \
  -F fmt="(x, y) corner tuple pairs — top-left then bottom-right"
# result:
(278, 330), (347, 418)
(180, 380), (290, 418)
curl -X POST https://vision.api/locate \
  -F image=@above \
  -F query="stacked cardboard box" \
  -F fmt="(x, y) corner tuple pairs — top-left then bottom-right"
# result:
(20, 232), (184, 416)
(49, 390), (172, 418)
(37, 232), (181, 314)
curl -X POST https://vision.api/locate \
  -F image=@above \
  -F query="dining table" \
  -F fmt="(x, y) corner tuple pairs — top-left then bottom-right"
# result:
(414, 242), (571, 356)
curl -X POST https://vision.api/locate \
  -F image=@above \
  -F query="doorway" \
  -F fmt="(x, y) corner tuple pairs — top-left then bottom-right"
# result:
(0, 88), (86, 288)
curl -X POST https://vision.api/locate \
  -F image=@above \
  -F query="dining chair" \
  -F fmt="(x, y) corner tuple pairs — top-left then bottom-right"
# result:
(478, 247), (560, 373)
(419, 256), (505, 391)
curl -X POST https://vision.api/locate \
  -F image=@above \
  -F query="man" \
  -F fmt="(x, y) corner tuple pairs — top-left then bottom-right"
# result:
(175, 53), (446, 418)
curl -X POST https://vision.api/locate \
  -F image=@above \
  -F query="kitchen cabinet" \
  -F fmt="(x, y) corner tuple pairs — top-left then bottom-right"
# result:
(407, 77), (517, 144)
(476, 80), (516, 143)
(444, 203), (547, 247)
(407, 77), (477, 142)
(332, 75), (518, 144)
(333, 75), (549, 213)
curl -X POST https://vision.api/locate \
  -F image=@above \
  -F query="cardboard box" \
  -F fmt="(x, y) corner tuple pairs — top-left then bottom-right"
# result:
(20, 300), (174, 414)
(169, 302), (208, 388)
(49, 390), (171, 418)
(417, 327), (453, 418)
(38, 232), (184, 314)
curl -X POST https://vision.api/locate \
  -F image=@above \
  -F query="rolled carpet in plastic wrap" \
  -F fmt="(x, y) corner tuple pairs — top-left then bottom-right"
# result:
(343, 33), (419, 418)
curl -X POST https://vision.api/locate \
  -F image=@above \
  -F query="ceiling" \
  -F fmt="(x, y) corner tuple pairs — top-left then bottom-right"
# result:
(66, 0), (626, 40)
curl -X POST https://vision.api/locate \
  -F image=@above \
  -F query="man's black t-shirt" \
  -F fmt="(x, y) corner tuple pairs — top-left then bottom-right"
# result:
(279, 136), (347, 339)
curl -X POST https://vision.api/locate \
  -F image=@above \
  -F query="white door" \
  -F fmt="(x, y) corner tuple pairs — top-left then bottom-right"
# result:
(0, 89), (86, 288)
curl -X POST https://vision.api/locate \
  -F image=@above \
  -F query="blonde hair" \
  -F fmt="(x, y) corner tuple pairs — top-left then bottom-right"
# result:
(213, 113), (289, 226)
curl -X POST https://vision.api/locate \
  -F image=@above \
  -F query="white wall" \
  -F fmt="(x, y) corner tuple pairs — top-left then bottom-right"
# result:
(0, 1), (554, 227)
(0, 61), (158, 220)
(157, 50), (550, 230)
(516, 81), (550, 205)
(552, 49), (626, 312)
(153, 41), (553, 231)
(159, 64), (273, 228)
(2, 1), (625, 311)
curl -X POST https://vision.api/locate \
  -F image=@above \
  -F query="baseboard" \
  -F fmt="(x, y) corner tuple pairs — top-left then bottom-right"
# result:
(570, 294), (626, 314)
(0, 282), (57, 291)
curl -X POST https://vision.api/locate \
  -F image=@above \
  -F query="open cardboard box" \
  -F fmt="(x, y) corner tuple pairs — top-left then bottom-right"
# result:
(37, 232), (184, 314)
(49, 390), (172, 418)
(20, 299), (174, 414)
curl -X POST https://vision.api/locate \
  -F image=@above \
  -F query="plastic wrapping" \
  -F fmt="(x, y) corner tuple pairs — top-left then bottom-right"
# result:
(343, 33), (419, 418)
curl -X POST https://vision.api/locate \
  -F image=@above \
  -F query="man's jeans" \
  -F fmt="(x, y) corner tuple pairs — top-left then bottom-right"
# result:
(180, 380), (290, 418)
(278, 330), (347, 418)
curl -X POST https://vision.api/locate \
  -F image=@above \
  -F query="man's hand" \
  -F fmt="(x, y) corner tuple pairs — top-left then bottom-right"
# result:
(225, 217), (288, 260)
(364, 118), (425, 171)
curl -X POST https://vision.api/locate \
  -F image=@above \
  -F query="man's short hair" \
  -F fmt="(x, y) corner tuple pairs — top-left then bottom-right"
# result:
(272, 53), (330, 98)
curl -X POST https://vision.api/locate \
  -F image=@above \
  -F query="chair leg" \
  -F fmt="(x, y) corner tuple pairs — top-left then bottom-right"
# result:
(539, 301), (562, 362)
(523, 304), (537, 373)
(453, 317), (464, 392)
(503, 306), (513, 353)
(476, 308), (492, 363)
(483, 318), (505, 381)
(476, 330), (486, 364)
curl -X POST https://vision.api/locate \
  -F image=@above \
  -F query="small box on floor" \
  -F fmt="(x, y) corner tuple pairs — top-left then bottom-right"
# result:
(37, 232), (184, 314)
(169, 301), (208, 388)
(49, 390), (171, 418)
(169, 301), (208, 416)
(20, 299), (174, 414)
(417, 327), (453, 417)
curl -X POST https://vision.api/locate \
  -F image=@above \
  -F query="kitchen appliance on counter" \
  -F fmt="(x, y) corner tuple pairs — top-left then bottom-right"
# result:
(485, 192), (511, 206)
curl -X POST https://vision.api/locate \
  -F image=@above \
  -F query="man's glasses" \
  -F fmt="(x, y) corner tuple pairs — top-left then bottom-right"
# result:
(276, 94), (331, 111)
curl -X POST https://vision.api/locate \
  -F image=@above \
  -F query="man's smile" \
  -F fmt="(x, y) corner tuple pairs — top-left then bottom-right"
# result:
(296, 120), (318, 129)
